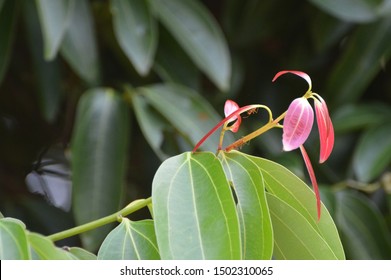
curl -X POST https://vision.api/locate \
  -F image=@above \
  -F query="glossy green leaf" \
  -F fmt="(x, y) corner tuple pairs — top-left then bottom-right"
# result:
(67, 247), (97, 260)
(333, 103), (391, 133)
(0, 218), (30, 260)
(71, 88), (129, 251)
(326, 18), (391, 106)
(335, 190), (391, 259)
(2, 217), (27, 228)
(60, 0), (100, 85)
(0, 212), (4, 219)
(0, 0), (18, 85)
(23, 0), (62, 122)
(219, 151), (273, 260)
(98, 219), (159, 260)
(353, 123), (391, 182)
(266, 193), (341, 259)
(152, 152), (241, 259)
(110, 0), (157, 75)
(150, 0), (231, 91)
(28, 232), (73, 260)
(308, 0), (391, 22)
(137, 84), (234, 153)
(248, 154), (345, 259)
(35, 0), (74, 60)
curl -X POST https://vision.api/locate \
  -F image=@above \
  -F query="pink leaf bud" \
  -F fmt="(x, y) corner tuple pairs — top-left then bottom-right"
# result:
(283, 97), (314, 151)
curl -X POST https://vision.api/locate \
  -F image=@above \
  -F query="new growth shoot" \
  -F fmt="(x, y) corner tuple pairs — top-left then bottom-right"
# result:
(193, 70), (335, 220)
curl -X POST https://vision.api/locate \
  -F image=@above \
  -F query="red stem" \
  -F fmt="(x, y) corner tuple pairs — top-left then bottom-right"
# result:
(192, 105), (263, 153)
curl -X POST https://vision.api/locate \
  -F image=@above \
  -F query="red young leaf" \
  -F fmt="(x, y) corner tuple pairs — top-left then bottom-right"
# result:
(300, 145), (321, 221)
(314, 97), (334, 163)
(224, 100), (241, 133)
(272, 70), (312, 92)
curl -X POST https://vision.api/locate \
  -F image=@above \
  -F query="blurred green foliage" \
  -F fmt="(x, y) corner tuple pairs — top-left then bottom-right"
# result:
(1, 0), (391, 259)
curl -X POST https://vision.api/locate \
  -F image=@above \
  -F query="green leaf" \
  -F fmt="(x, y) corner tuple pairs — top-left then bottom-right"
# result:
(0, 218), (30, 260)
(23, 0), (62, 122)
(66, 247), (97, 260)
(325, 18), (391, 106)
(98, 218), (160, 260)
(335, 190), (391, 259)
(219, 151), (273, 260)
(60, 0), (100, 85)
(0, 212), (4, 219)
(308, 0), (391, 22)
(266, 193), (341, 260)
(333, 103), (391, 133)
(35, 0), (74, 60)
(137, 84), (234, 153)
(0, 0), (19, 85)
(110, 0), (157, 76)
(1, 217), (27, 229)
(152, 152), (241, 259)
(150, 0), (231, 91)
(28, 232), (73, 260)
(248, 154), (345, 260)
(353, 123), (391, 182)
(71, 88), (129, 251)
